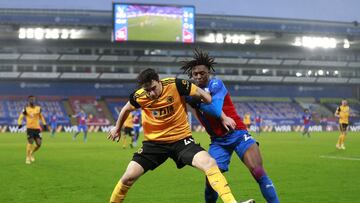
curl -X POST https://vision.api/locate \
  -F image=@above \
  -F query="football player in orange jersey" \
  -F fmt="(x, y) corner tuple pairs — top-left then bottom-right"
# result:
(18, 95), (47, 164)
(107, 68), (254, 203)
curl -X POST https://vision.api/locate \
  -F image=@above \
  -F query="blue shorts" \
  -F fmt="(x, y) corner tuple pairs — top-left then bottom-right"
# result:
(77, 125), (87, 132)
(51, 123), (57, 129)
(133, 126), (140, 134)
(209, 130), (256, 172)
(304, 124), (310, 129)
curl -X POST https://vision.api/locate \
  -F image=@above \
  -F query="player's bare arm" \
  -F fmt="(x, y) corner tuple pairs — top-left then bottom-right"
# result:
(334, 107), (340, 117)
(193, 86), (212, 104)
(108, 101), (136, 142)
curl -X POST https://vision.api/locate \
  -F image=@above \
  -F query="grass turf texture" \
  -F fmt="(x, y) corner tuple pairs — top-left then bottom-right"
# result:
(0, 131), (359, 202)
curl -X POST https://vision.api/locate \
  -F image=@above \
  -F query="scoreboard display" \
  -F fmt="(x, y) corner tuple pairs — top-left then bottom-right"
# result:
(113, 3), (195, 43)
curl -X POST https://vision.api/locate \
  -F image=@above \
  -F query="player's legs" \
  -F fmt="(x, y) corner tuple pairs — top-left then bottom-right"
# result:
(192, 151), (238, 203)
(110, 161), (145, 203)
(122, 127), (132, 148)
(340, 124), (347, 149)
(336, 124), (344, 149)
(78, 125), (88, 142)
(239, 144), (279, 203)
(256, 124), (261, 135)
(32, 137), (42, 153)
(73, 126), (81, 140)
(30, 137), (42, 162)
(111, 140), (169, 202)
(26, 137), (34, 164)
(51, 124), (56, 136)
(132, 127), (140, 147)
(304, 125), (310, 137)
(204, 142), (233, 203)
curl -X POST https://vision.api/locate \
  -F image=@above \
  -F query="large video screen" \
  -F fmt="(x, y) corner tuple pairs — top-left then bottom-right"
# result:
(113, 3), (195, 43)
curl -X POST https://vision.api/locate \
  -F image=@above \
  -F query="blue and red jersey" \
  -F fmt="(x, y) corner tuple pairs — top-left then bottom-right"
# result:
(132, 110), (141, 127)
(303, 113), (311, 125)
(187, 78), (247, 137)
(75, 112), (87, 126)
(255, 115), (261, 125)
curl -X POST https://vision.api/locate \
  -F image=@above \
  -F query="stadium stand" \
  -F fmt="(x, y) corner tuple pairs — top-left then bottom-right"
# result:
(295, 97), (333, 123)
(0, 96), (70, 126)
(105, 98), (127, 121)
(68, 96), (111, 126)
(233, 97), (304, 126)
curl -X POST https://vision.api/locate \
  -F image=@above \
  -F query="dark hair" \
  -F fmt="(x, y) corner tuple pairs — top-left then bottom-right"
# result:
(137, 68), (159, 86)
(28, 95), (35, 99)
(181, 48), (216, 78)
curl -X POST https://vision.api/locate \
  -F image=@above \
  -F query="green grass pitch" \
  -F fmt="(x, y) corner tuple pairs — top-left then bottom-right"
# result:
(0, 131), (359, 202)
(127, 16), (182, 42)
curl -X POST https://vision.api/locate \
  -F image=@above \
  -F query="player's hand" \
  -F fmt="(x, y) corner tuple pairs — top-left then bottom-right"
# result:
(108, 126), (121, 142)
(18, 125), (23, 129)
(221, 115), (236, 132)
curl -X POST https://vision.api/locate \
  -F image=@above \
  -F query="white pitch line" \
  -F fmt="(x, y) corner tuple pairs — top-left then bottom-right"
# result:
(320, 155), (360, 161)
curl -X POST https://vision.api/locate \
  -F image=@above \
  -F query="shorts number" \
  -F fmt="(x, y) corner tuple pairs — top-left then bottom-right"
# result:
(184, 137), (194, 145)
(244, 133), (252, 142)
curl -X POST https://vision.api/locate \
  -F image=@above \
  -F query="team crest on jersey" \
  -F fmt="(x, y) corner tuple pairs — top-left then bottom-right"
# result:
(166, 96), (174, 104)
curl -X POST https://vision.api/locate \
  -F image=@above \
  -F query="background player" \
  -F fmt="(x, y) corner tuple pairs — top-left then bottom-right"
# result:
(335, 99), (350, 150)
(243, 112), (252, 130)
(121, 114), (134, 148)
(131, 110), (141, 147)
(182, 48), (279, 203)
(107, 68), (254, 203)
(254, 112), (262, 136)
(302, 109), (312, 137)
(71, 109), (88, 142)
(48, 111), (58, 137)
(17, 95), (47, 164)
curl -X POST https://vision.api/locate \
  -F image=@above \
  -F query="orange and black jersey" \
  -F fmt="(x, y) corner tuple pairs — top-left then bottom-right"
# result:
(337, 105), (350, 124)
(18, 105), (46, 130)
(129, 78), (197, 143)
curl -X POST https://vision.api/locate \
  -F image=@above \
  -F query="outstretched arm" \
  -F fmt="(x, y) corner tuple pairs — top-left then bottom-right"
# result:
(17, 109), (25, 128)
(108, 101), (136, 142)
(334, 107), (340, 117)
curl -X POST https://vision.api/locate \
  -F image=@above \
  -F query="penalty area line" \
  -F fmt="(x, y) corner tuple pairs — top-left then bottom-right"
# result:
(320, 155), (360, 161)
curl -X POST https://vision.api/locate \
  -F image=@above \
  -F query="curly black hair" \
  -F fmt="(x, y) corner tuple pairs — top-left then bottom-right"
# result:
(181, 48), (216, 78)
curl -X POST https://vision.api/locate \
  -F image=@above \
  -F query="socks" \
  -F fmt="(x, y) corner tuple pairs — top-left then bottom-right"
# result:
(205, 179), (218, 203)
(26, 143), (33, 158)
(205, 166), (236, 203)
(110, 181), (130, 203)
(252, 167), (279, 203)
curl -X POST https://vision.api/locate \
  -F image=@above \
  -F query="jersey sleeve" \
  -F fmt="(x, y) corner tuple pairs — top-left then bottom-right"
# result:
(129, 92), (141, 109)
(209, 79), (228, 100)
(175, 78), (197, 96)
(199, 79), (228, 118)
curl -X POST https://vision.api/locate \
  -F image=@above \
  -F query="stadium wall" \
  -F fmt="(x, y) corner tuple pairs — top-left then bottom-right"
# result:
(0, 81), (354, 98)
